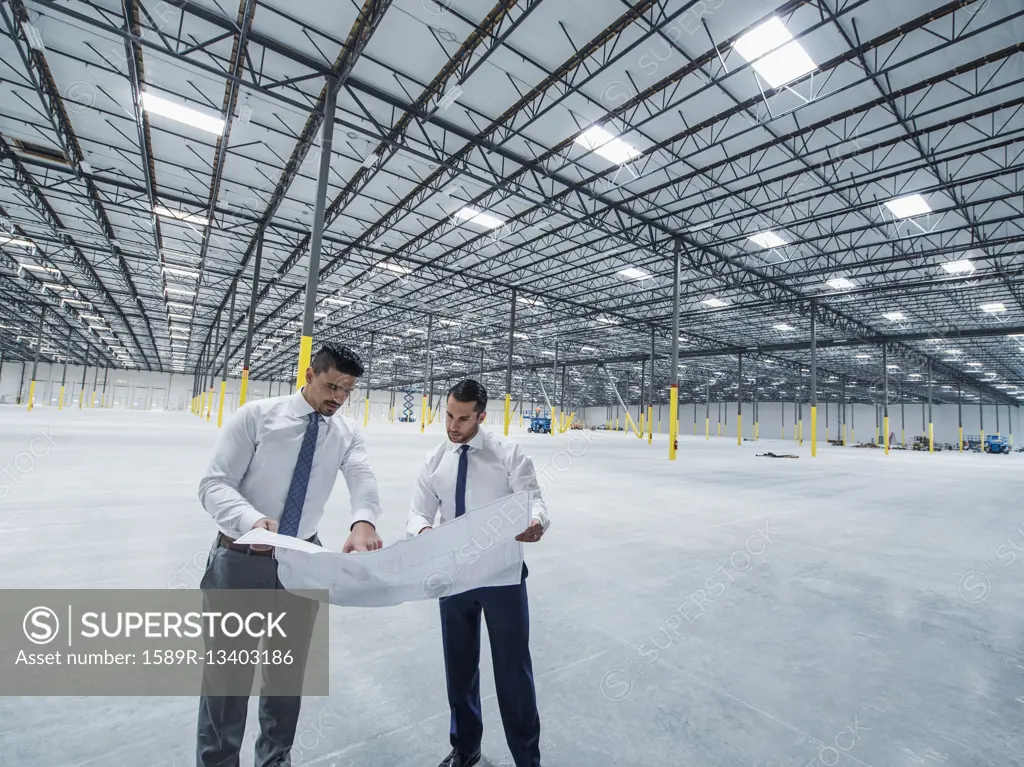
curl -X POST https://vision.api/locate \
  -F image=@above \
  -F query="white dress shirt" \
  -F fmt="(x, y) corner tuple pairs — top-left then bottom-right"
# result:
(407, 427), (550, 538)
(199, 390), (381, 540)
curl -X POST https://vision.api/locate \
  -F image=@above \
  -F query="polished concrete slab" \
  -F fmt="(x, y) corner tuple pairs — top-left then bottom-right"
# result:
(1, 405), (1022, 766)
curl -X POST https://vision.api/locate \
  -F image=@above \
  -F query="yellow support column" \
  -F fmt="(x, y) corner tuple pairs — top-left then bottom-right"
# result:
(811, 407), (817, 457)
(239, 368), (250, 407)
(503, 393), (511, 437)
(92, 391), (97, 408)
(705, 417), (710, 440)
(647, 405), (653, 444)
(364, 397), (370, 428)
(959, 426), (963, 452)
(551, 407), (557, 436)
(79, 388), (85, 409)
(668, 385), (679, 461)
(207, 387), (214, 421)
(58, 385), (65, 411)
(883, 415), (889, 455)
(296, 335), (313, 392)
(420, 394), (427, 433)
(27, 381), (36, 412)
(929, 422), (934, 453)
(737, 414), (742, 446)
(217, 381), (227, 428)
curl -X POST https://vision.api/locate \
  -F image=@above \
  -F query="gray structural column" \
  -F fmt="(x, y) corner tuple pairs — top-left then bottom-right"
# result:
(241, 223), (264, 399)
(737, 354), (743, 444)
(222, 284), (236, 383)
(927, 361), (933, 451)
(60, 326), (71, 401)
(421, 314), (433, 433)
(29, 306), (45, 408)
(648, 327), (655, 422)
(670, 239), (681, 457)
(810, 301), (817, 454)
(363, 331), (375, 425)
(298, 76), (338, 387)
(80, 345), (90, 407)
(996, 400), (1001, 435)
(957, 380), (963, 450)
(980, 393), (985, 437)
(101, 366), (108, 407)
(882, 345), (889, 453)
(505, 287), (516, 434)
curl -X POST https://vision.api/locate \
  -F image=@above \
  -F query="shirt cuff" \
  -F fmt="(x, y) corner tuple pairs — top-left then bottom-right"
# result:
(351, 508), (379, 530)
(236, 508), (269, 539)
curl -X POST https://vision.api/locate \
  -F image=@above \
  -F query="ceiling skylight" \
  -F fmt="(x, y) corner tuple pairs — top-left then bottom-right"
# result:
(141, 91), (224, 135)
(453, 206), (506, 230)
(574, 125), (641, 165)
(883, 311), (906, 321)
(618, 266), (650, 281)
(827, 277), (855, 290)
(749, 231), (787, 249)
(154, 205), (209, 226)
(942, 259), (975, 275)
(773, 323), (794, 331)
(733, 17), (817, 89)
(884, 194), (931, 219)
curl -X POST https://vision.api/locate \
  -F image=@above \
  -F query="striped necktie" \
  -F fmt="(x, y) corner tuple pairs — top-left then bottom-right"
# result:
(279, 412), (319, 537)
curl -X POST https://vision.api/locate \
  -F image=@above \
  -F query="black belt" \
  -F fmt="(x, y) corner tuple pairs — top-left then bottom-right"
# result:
(218, 531), (316, 556)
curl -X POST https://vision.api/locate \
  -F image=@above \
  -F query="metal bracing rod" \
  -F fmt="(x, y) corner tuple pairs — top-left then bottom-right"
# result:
(649, 326), (656, 411)
(552, 341), (559, 412)
(364, 331), (375, 414)
(535, 371), (553, 411)
(599, 365), (632, 416)
(30, 306), (45, 382)
(425, 314), (434, 395)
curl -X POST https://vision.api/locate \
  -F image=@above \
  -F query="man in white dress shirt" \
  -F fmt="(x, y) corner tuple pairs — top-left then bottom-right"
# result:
(196, 343), (383, 767)
(408, 380), (549, 767)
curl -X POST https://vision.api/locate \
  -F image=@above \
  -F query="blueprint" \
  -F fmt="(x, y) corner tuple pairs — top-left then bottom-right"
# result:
(234, 492), (530, 607)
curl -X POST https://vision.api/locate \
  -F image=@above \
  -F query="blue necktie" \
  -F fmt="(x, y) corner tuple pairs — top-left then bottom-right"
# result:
(454, 444), (469, 517)
(279, 412), (319, 537)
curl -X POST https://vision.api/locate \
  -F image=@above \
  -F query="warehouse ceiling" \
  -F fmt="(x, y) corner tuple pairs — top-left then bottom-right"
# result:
(1, 0), (1023, 409)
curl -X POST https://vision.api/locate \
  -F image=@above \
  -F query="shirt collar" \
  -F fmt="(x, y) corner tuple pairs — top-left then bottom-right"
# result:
(288, 389), (327, 423)
(447, 428), (485, 452)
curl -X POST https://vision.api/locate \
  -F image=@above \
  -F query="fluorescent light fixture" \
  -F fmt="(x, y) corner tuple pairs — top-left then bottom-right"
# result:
(0, 236), (33, 248)
(164, 286), (195, 297)
(944, 348), (962, 355)
(323, 297), (351, 306)
(883, 311), (906, 321)
(733, 16), (816, 89)
(887, 365), (900, 371)
(514, 332), (530, 340)
(79, 314), (103, 321)
(141, 91), (224, 135)
(981, 302), (1007, 313)
(41, 281), (72, 292)
(60, 298), (89, 308)
(827, 277), (855, 290)
(967, 362), (983, 367)
(574, 125), (641, 166)
(18, 262), (60, 276)
(581, 345), (597, 352)
(702, 297), (727, 308)
(773, 323), (794, 331)
(406, 327), (427, 335)
(909, 373), (922, 379)
(517, 296), (542, 306)
(154, 204), (209, 226)
(855, 354), (872, 359)
(453, 206), (506, 230)
(376, 261), (410, 274)
(163, 266), (199, 279)
(617, 266), (651, 281)
(942, 259), (974, 275)
(884, 194), (931, 219)
(749, 231), (787, 249)
(167, 301), (193, 311)
(168, 313), (190, 322)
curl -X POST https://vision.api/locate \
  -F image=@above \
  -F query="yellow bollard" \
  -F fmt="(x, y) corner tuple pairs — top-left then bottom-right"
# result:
(647, 405), (653, 444)
(811, 407), (817, 457)
(206, 387), (213, 421)
(420, 395), (427, 433)
(668, 385), (679, 461)
(706, 417), (710, 440)
(737, 414), (742, 446)
(364, 397), (370, 428)
(959, 426), (963, 452)
(883, 416), (889, 455)
(239, 368), (250, 407)
(929, 423), (934, 453)
(503, 394), (511, 437)
(58, 385), (65, 411)
(27, 380), (36, 412)
(217, 381), (227, 428)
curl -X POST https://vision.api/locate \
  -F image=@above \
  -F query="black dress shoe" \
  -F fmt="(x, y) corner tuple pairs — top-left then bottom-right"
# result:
(437, 747), (481, 767)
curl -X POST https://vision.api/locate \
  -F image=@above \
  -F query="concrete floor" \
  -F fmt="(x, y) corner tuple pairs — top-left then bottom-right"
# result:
(1, 405), (1022, 766)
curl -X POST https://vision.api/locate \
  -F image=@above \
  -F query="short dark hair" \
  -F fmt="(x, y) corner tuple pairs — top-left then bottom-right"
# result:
(311, 343), (364, 376)
(448, 379), (487, 413)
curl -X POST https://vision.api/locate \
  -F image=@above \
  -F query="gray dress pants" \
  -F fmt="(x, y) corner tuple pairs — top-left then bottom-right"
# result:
(196, 537), (320, 767)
